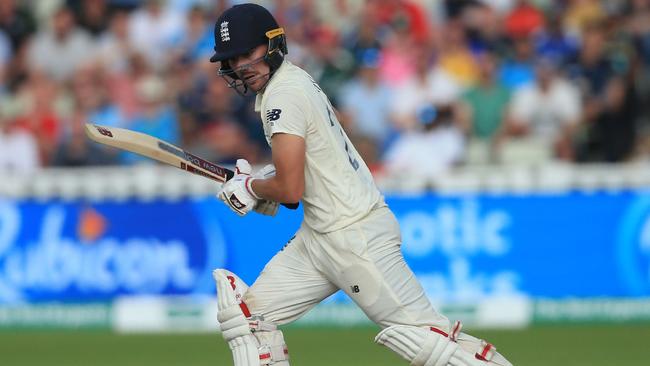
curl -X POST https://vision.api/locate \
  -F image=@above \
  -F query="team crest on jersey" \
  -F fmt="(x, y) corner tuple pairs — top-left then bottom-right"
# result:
(266, 109), (282, 123)
(220, 21), (230, 42)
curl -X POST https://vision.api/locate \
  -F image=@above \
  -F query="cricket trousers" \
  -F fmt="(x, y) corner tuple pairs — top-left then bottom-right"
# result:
(242, 206), (449, 330)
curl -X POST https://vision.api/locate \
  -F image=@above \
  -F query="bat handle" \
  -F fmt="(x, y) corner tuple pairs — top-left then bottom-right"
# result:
(225, 168), (299, 210)
(225, 169), (235, 181)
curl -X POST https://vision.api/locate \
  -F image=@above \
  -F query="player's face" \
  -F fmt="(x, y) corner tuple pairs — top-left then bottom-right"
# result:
(228, 44), (271, 93)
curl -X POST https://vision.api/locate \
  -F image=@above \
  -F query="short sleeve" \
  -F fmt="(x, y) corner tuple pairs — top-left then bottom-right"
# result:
(509, 86), (535, 125)
(263, 88), (308, 138)
(556, 83), (581, 125)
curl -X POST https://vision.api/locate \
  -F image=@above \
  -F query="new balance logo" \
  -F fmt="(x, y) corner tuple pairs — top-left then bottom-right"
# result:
(220, 21), (230, 42)
(266, 109), (282, 122)
(350, 285), (360, 293)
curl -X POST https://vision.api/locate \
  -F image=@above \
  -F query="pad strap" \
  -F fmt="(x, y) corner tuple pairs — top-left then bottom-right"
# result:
(255, 329), (289, 365)
(375, 325), (457, 366)
(441, 321), (497, 362)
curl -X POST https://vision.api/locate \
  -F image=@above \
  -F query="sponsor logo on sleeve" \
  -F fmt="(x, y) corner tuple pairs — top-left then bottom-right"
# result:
(266, 109), (282, 125)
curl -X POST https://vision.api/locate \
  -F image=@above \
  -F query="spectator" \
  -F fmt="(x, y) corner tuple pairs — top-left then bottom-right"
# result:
(444, 0), (481, 19)
(26, 5), (95, 82)
(178, 66), (263, 165)
(0, 0), (649, 173)
(351, 134), (382, 173)
(314, 0), (364, 38)
(305, 25), (355, 106)
(167, 0), (214, 13)
(121, 74), (180, 164)
(461, 50), (511, 164)
(128, 0), (185, 71)
(567, 22), (628, 159)
(575, 76), (637, 162)
(499, 35), (536, 90)
(476, 0), (516, 16)
(0, 0), (36, 52)
(97, 8), (134, 75)
(13, 71), (66, 165)
(189, 69), (237, 129)
(563, 0), (605, 38)
(188, 120), (260, 166)
(343, 2), (383, 65)
(339, 48), (394, 151)
(0, 29), (9, 91)
(629, 0), (650, 67)
(461, 2), (509, 55)
(174, 4), (213, 64)
(567, 23), (616, 98)
(106, 52), (151, 119)
(67, 0), (111, 37)
(71, 62), (126, 129)
(52, 109), (116, 166)
(506, 57), (582, 162)
(437, 20), (480, 86)
(628, 0), (650, 130)
(204, 73), (267, 162)
(383, 104), (465, 191)
(534, 13), (579, 65)
(504, 0), (544, 39)
(390, 44), (462, 131)
(373, 0), (431, 44)
(0, 96), (39, 172)
(376, 27), (417, 86)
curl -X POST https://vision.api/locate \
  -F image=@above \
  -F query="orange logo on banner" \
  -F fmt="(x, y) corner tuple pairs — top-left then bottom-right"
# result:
(78, 206), (107, 243)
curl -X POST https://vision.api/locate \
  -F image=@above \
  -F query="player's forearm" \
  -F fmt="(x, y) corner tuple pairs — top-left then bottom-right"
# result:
(251, 175), (303, 204)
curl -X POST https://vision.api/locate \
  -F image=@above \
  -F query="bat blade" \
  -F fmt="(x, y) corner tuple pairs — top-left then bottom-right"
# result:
(84, 123), (233, 183)
(85, 123), (298, 209)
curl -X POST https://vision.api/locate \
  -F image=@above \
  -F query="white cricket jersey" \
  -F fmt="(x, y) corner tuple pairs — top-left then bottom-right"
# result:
(255, 61), (384, 233)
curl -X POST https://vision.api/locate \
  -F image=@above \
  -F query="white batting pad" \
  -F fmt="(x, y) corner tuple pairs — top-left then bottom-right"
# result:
(213, 269), (290, 365)
(456, 333), (513, 366)
(255, 330), (290, 366)
(376, 324), (515, 366)
(214, 269), (251, 340)
(375, 325), (458, 366)
(214, 269), (249, 311)
(228, 335), (265, 366)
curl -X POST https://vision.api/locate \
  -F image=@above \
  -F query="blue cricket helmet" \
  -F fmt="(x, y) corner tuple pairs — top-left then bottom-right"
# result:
(209, 3), (287, 71)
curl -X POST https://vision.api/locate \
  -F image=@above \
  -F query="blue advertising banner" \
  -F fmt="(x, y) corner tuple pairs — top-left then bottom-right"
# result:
(1, 191), (649, 305)
(390, 192), (650, 303)
(0, 198), (301, 304)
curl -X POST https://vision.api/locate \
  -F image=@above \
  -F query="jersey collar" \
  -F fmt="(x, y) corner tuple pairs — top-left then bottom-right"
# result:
(255, 60), (290, 112)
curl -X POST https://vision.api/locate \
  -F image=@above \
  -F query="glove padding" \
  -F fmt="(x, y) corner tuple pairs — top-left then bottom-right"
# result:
(217, 159), (259, 216)
(253, 164), (279, 216)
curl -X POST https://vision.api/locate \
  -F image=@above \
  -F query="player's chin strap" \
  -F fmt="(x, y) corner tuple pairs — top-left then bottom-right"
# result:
(214, 269), (289, 366)
(374, 321), (513, 366)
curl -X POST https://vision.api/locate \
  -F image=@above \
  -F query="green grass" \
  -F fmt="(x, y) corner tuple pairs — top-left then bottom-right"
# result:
(1, 324), (648, 365)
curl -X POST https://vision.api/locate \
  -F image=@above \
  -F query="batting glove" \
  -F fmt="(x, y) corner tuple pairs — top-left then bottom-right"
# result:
(252, 164), (279, 216)
(217, 159), (259, 216)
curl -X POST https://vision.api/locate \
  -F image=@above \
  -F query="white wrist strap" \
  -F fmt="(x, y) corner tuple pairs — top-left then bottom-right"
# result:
(245, 177), (261, 200)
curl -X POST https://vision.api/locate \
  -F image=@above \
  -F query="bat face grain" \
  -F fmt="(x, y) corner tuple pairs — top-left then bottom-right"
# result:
(85, 123), (231, 183)
(85, 123), (297, 209)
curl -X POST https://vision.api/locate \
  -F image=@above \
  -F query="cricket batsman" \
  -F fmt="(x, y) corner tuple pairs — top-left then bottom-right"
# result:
(210, 3), (513, 366)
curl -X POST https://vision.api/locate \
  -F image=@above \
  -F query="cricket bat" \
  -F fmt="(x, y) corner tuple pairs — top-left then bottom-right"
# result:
(85, 123), (299, 209)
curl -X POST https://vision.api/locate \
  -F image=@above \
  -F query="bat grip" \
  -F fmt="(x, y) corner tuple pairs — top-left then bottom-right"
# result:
(225, 169), (235, 181)
(225, 168), (299, 210)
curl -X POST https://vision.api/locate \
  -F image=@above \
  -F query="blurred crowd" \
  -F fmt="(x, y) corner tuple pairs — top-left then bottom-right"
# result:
(1, 0), (650, 183)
